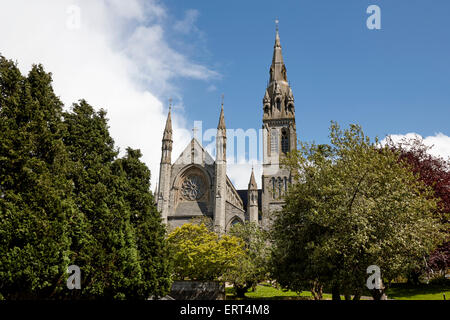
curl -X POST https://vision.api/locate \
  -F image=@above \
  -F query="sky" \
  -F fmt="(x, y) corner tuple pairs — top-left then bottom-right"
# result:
(0, 0), (449, 189)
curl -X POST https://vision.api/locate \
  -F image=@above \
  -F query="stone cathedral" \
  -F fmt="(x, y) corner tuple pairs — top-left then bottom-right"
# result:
(156, 28), (297, 232)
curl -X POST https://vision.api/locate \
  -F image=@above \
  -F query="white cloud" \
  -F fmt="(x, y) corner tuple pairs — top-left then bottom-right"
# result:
(173, 9), (200, 35)
(382, 132), (450, 160)
(0, 0), (217, 188)
(227, 160), (263, 190)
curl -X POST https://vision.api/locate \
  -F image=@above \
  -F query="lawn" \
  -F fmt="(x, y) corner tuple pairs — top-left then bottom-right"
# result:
(386, 283), (450, 300)
(226, 283), (450, 300)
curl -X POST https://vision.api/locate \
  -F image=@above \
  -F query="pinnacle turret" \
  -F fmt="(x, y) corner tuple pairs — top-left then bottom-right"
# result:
(248, 168), (258, 190)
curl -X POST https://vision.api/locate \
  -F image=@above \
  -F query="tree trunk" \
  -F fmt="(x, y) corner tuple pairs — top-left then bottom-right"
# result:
(235, 285), (249, 298)
(311, 281), (323, 300)
(332, 285), (341, 301)
(370, 289), (387, 300)
(352, 293), (361, 301)
(344, 294), (351, 300)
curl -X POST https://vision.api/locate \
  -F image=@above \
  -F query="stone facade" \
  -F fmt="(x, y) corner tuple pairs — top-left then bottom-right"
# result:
(156, 27), (297, 230)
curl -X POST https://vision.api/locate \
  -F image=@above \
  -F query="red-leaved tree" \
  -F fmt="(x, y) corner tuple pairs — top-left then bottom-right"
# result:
(386, 136), (449, 281)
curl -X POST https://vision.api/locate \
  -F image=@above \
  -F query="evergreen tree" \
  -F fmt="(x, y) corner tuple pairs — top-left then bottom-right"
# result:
(0, 57), (73, 299)
(114, 148), (171, 298)
(0, 56), (171, 299)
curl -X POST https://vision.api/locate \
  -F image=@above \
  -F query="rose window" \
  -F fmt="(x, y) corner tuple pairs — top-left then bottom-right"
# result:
(181, 175), (204, 200)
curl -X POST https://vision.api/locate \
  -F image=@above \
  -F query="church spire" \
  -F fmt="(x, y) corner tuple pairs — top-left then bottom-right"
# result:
(270, 20), (287, 83)
(248, 167), (257, 190)
(163, 101), (172, 141)
(217, 94), (226, 130)
(161, 101), (173, 164)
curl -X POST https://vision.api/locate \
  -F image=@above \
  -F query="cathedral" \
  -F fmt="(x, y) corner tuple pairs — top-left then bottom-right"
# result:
(156, 27), (297, 232)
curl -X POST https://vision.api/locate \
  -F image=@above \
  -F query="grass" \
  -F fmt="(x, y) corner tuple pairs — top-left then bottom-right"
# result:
(226, 282), (450, 300)
(226, 284), (328, 300)
(385, 283), (450, 300)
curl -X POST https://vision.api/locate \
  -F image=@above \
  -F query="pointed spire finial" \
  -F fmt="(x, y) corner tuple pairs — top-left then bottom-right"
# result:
(275, 18), (279, 33)
(217, 94), (226, 130)
(163, 99), (173, 141)
(248, 165), (257, 190)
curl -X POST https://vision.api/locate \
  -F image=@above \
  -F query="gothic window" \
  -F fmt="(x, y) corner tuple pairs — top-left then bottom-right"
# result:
(271, 129), (278, 154)
(287, 103), (293, 113)
(276, 98), (281, 111)
(264, 105), (270, 116)
(181, 174), (205, 200)
(277, 177), (283, 198)
(281, 129), (289, 154)
(272, 177), (276, 199)
(230, 217), (243, 228)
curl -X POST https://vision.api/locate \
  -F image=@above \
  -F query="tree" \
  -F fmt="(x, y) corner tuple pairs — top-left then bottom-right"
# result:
(228, 222), (270, 297)
(385, 136), (449, 282)
(0, 56), (171, 299)
(167, 223), (245, 281)
(271, 122), (445, 300)
(0, 57), (73, 299)
(114, 148), (172, 298)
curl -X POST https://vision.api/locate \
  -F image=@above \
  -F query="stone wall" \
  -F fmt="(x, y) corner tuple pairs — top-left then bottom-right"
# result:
(169, 281), (225, 300)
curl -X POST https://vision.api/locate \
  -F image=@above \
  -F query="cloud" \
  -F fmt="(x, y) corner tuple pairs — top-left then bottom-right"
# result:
(0, 0), (217, 188)
(173, 9), (200, 35)
(382, 132), (450, 160)
(228, 160), (263, 190)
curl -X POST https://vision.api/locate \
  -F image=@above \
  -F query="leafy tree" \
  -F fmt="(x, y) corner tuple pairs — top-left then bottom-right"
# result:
(62, 100), (143, 299)
(386, 136), (449, 282)
(0, 56), (171, 299)
(114, 148), (172, 298)
(228, 222), (270, 297)
(168, 223), (245, 281)
(271, 122), (445, 300)
(0, 57), (73, 299)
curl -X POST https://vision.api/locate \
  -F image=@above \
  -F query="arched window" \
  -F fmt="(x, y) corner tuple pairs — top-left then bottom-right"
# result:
(278, 177), (283, 198)
(281, 130), (289, 154)
(272, 177), (276, 199)
(284, 177), (288, 193)
(276, 98), (281, 111)
(287, 103), (293, 113)
(231, 218), (241, 227)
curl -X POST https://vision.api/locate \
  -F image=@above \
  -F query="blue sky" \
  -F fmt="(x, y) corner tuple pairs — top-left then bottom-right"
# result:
(0, 0), (448, 189)
(163, 0), (450, 144)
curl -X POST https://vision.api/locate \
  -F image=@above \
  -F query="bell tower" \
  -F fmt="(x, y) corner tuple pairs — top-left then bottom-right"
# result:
(261, 23), (297, 225)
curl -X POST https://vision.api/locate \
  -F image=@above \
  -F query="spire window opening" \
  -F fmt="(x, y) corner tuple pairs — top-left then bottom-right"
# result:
(278, 177), (283, 198)
(287, 103), (293, 113)
(276, 98), (281, 111)
(281, 130), (289, 154)
(272, 177), (276, 199)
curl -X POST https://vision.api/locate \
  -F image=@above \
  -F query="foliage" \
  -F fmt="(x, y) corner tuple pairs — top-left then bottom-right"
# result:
(385, 136), (450, 279)
(0, 58), (74, 299)
(167, 223), (245, 281)
(271, 122), (446, 300)
(0, 56), (170, 299)
(227, 222), (271, 297)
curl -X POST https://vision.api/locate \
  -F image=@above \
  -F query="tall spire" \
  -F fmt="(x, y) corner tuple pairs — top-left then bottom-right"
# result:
(248, 167), (257, 190)
(270, 19), (286, 82)
(217, 94), (226, 130)
(163, 103), (172, 141)
(161, 99), (173, 164)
